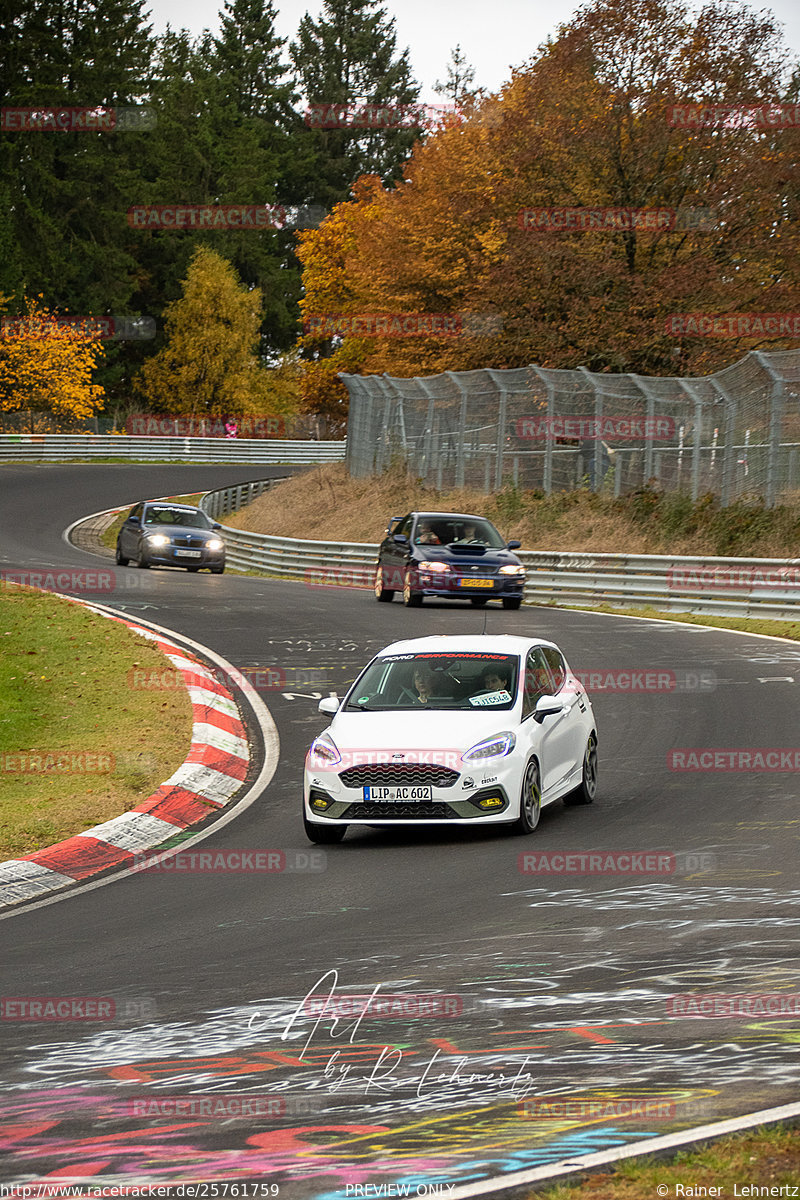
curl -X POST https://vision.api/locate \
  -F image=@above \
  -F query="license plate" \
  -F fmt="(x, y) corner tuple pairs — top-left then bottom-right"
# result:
(459, 577), (493, 588)
(175, 549), (202, 558)
(364, 786), (433, 802)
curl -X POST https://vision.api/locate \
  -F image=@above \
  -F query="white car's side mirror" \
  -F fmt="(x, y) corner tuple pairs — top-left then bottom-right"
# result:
(318, 696), (340, 716)
(533, 695), (566, 723)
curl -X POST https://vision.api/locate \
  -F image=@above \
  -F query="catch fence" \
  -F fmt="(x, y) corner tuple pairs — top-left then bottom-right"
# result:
(341, 350), (800, 506)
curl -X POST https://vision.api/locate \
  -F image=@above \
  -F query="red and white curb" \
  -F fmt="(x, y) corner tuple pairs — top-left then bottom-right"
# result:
(0, 608), (252, 910)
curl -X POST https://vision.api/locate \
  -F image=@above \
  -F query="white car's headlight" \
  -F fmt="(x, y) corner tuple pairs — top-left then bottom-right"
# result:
(146, 534), (169, 547)
(206, 538), (224, 551)
(462, 731), (516, 763)
(499, 564), (525, 575)
(308, 732), (341, 768)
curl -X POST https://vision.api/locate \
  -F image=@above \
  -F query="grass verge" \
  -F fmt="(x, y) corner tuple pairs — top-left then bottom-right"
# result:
(0, 586), (193, 859)
(224, 463), (800, 558)
(530, 1124), (800, 1199)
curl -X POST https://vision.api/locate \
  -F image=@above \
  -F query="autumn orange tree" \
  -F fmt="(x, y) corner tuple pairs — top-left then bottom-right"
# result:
(138, 247), (273, 415)
(297, 0), (800, 415)
(0, 297), (106, 428)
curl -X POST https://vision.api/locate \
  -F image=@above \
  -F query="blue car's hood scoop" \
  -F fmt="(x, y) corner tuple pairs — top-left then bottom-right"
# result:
(445, 542), (488, 555)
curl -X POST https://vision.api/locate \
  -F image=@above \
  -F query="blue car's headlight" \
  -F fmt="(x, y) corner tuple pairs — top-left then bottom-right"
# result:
(499, 564), (525, 575)
(146, 534), (169, 547)
(206, 538), (224, 551)
(462, 732), (516, 763)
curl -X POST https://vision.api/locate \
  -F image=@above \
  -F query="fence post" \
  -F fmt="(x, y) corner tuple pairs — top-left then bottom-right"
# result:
(494, 387), (507, 490)
(446, 372), (469, 488)
(577, 367), (602, 492)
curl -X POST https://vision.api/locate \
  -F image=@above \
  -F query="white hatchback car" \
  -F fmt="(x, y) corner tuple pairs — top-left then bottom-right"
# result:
(303, 634), (597, 843)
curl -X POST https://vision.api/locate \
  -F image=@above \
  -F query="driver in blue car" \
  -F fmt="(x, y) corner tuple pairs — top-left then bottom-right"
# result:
(416, 521), (440, 545)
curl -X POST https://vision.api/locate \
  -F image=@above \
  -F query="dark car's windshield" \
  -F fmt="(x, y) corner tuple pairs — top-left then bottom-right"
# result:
(344, 652), (520, 711)
(413, 515), (506, 549)
(143, 507), (211, 529)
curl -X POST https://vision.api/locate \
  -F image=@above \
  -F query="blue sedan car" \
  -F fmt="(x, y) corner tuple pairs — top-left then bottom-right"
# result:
(115, 502), (225, 573)
(374, 511), (525, 608)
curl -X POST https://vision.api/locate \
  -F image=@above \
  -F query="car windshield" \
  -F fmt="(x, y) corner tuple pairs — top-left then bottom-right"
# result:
(144, 507), (210, 528)
(413, 516), (506, 549)
(344, 652), (519, 711)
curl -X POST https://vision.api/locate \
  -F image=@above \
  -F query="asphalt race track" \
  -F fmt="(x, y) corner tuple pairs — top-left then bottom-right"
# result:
(1, 464), (799, 1191)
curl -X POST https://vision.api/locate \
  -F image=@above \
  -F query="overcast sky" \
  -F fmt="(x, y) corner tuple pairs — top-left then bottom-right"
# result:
(143, 0), (800, 103)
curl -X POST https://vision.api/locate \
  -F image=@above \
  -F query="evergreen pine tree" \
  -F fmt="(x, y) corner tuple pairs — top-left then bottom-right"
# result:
(290, 0), (421, 205)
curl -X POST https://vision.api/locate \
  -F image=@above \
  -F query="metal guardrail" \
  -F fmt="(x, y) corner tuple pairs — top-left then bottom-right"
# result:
(200, 480), (800, 620)
(0, 435), (346, 463)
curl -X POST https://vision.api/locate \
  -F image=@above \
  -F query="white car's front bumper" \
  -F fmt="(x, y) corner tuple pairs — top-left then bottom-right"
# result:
(303, 756), (522, 825)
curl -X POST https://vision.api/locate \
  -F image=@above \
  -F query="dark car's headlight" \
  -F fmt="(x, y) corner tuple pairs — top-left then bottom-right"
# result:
(499, 565), (525, 575)
(146, 534), (169, 547)
(206, 538), (224, 551)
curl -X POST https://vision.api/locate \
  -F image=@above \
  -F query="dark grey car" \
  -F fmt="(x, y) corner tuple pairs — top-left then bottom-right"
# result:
(116, 502), (225, 573)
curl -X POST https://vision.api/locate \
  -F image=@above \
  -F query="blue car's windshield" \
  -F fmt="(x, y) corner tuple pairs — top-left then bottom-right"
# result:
(413, 516), (505, 548)
(344, 652), (519, 711)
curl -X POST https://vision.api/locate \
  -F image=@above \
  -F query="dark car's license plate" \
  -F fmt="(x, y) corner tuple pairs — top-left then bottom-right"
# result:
(364, 786), (433, 802)
(175, 549), (202, 558)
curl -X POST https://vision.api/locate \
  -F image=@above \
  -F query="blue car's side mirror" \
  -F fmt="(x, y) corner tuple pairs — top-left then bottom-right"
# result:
(507, 540), (521, 550)
(393, 534), (409, 545)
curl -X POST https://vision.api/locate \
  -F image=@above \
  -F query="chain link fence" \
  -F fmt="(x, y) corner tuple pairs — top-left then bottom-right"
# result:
(341, 350), (800, 505)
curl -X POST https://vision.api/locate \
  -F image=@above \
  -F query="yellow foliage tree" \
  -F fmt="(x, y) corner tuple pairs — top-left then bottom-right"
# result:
(0, 297), (105, 426)
(138, 247), (271, 416)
